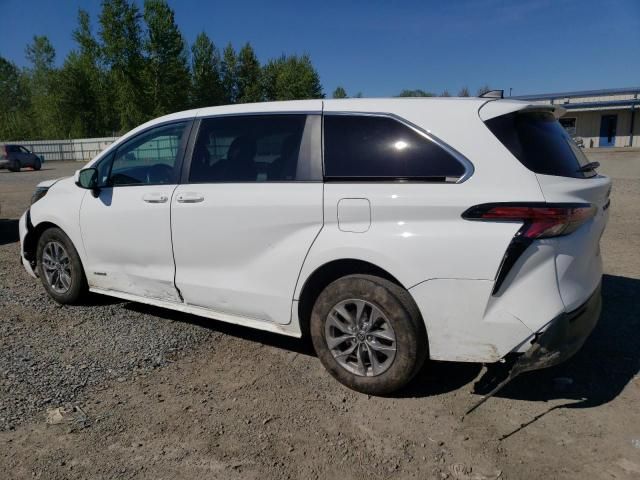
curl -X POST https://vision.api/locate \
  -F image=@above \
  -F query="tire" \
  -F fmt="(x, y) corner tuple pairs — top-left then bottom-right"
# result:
(33, 158), (42, 170)
(36, 227), (87, 304)
(310, 274), (427, 395)
(8, 160), (20, 172)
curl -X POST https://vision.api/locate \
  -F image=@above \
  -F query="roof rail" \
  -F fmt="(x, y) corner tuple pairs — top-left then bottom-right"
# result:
(479, 89), (504, 99)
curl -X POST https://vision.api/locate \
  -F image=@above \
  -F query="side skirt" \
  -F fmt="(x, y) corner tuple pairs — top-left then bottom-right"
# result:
(89, 287), (302, 338)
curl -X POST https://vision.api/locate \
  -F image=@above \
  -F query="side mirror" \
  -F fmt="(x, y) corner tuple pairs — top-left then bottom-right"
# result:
(76, 168), (100, 196)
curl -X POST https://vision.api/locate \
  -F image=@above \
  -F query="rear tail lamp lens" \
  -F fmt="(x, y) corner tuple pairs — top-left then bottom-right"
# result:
(462, 203), (596, 239)
(462, 203), (597, 295)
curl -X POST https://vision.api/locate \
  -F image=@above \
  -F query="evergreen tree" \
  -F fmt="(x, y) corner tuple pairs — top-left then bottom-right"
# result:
(99, 0), (147, 131)
(25, 35), (55, 71)
(332, 86), (347, 98)
(143, 0), (191, 116)
(25, 35), (61, 138)
(56, 9), (111, 137)
(221, 43), (238, 103)
(75, 9), (100, 61)
(57, 53), (97, 138)
(2, 6), (332, 138)
(0, 57), (32, 139)
(190, 32), (224, 107)
(262, 54), (322, 101)
(236, 43), (262, 103)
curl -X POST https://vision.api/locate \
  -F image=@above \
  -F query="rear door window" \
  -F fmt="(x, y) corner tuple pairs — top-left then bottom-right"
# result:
(323, 114), (467, 181)
(189, 115), (308, 183)
(485, 111), (595, 178)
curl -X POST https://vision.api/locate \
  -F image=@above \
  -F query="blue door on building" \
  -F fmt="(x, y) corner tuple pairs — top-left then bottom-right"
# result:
(599, 115), (617, 147)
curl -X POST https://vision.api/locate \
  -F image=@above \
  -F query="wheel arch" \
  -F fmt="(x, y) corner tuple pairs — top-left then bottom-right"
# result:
(24, 220), (87, 281)
(296, 258), (418, 338)
(23, 220), (63, 265)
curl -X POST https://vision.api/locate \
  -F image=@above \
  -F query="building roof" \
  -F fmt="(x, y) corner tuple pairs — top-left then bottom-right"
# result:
(513, 86), (640, 101)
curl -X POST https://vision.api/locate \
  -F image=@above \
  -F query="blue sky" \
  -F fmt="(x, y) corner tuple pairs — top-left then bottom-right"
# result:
(1, 0), (638, 97)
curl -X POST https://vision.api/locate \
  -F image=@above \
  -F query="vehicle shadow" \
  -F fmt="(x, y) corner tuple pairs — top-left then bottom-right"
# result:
(0, 219), (19, 245)
(124, 302), (315, 357)
(125, 302), (481, 395)
(122, 273), (638, 401)
(480, 273), (640, 409)
(82, 293), (126, 306)
(400, 361), (483, 398)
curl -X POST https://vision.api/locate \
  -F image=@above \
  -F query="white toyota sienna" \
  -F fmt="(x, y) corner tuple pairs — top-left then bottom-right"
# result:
(19, 96), (610, 395)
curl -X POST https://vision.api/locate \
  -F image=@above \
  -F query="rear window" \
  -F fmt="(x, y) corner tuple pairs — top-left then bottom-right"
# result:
(485, 111), (595, 178)
(323, 115), (466, 181)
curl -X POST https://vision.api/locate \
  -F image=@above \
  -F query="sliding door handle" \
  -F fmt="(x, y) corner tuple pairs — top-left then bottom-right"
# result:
(176, 192), (205, 203)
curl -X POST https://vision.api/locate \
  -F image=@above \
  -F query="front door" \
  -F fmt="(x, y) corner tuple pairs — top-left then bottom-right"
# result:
(79, 121), (190, 301)
(171, 112), (324, 324)
(599, 114), (617, 147)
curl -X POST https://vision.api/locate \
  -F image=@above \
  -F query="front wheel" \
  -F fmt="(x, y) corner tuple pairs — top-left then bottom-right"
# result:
(36, 227), (87, 304)
(33, 158), (42, 170)
(310, 274), (427, 395)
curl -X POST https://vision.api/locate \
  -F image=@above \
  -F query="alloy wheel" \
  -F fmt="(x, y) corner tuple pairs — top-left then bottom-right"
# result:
(324, 298), (397, 376)
(41, 241), (72, 294)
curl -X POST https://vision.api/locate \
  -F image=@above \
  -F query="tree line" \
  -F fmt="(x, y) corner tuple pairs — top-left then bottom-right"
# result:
(0, 0), (323, 140)
(0, 0), (495, 141)
(332, 85), (492, 99)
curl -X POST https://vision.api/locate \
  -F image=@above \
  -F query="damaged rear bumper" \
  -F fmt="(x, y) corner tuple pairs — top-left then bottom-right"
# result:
(467, 282), (602, 415)
(516, 281), (601, 373)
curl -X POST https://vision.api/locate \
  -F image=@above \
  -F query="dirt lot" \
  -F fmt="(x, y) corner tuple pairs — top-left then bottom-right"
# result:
(1, 156), (639, 480)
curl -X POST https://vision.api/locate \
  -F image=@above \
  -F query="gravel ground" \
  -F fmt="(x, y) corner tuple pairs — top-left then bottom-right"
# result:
(0, 157), (639, 479)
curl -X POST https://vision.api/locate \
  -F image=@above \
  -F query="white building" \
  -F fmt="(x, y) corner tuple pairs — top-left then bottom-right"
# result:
(514, 87), (640, 149)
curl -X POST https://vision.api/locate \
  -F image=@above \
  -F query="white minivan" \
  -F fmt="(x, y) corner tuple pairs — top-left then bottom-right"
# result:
(19, 97), (610, 394)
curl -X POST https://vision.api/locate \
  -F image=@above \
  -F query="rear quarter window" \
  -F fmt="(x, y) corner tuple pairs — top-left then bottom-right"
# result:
(323, 115), (466, 181)
(485, 111), (595, 178)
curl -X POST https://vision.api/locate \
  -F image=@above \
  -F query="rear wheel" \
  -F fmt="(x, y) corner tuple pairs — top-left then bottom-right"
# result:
(8, 160), (20, 172)
(310, 274), (427, 395)
(36, 227), (87, 304)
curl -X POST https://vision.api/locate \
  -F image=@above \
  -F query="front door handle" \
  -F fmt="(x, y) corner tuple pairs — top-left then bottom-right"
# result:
(142, 193), (169, 203)
(176, 192), (205, 203)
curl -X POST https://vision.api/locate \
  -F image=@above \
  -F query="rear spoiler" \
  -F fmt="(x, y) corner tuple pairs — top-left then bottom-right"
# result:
(479, 100), (566, 121)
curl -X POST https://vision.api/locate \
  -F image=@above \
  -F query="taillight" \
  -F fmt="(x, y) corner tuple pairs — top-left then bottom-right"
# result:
(462, 203), (596, 239)
(462, 203), (597, 295)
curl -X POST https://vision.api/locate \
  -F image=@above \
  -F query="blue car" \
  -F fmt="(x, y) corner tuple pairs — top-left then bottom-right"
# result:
(0, 144), (43, 172)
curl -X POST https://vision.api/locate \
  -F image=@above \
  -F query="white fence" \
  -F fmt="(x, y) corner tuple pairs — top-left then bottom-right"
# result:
(9, 137), (119, 163)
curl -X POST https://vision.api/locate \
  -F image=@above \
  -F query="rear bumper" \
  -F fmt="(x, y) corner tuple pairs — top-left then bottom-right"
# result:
(466, 282), (602, 415)
(0, 159), (9, 169)
(514, 281), (602, 373)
